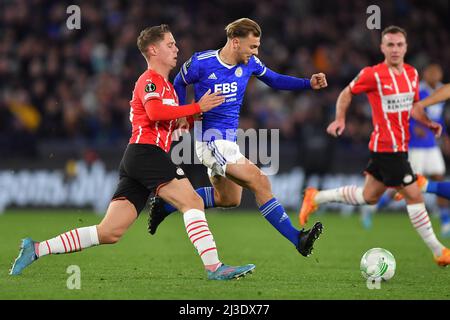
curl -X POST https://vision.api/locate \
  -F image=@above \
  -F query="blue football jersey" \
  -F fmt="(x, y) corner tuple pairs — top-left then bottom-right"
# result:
(177, 50), (267, 141)
(409, 81), (446, 148)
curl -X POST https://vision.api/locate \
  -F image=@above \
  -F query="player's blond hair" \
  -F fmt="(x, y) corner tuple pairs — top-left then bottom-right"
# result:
(137, 24), (171, 58)
(225, 18), (261, 39)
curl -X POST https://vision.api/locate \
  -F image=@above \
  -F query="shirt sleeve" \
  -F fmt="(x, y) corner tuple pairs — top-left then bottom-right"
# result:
(349, 67), (376, 95)
(178, 54), (200, 85)
(258, 67), (311, 90)
(251, 55), (267, 77)
(145, 100), (201, 121)
(136, 74), (165, 104)
(136, 74), (201, 121)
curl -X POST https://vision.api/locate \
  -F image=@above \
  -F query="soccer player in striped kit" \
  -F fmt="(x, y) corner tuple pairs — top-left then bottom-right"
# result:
(148, 18), (326, 257)
(300, 26), (450, 266)
(360, 64), (450, 235)
(10, 24), (256, 280)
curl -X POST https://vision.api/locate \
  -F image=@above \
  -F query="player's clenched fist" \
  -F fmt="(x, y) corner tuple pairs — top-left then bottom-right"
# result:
(198, 89), (225, 112)
(310, 73), (328, 89)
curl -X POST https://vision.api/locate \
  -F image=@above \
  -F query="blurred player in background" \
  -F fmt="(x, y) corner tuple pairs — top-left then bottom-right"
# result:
(406, 80), (450, 236)
(10, 25), (256, 280)
(149, 18), (326, 257)
(300, 26), (450, 266)
(361, 64), (450, 237)
(415, 83), (450, 107)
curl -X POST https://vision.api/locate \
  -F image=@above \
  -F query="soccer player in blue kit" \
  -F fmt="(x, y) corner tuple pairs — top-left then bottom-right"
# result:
(148, 18), (328, 257)
(408, 64), (450, 236)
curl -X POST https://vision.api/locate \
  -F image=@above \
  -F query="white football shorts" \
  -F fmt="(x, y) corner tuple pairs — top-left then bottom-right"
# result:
(408, 146), (446, 176)
(195, 139), (245, 177)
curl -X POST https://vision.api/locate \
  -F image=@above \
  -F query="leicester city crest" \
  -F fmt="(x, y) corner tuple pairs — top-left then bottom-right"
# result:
(235, 67), (243, 78)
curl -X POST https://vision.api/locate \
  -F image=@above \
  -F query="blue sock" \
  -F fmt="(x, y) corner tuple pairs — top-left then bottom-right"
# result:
(163, 187), (215, 213)
(259, 198), (300, 246)
(425, 181), (450, 200)
(439, 206), (450, 225)
(376, 192), (392, 210)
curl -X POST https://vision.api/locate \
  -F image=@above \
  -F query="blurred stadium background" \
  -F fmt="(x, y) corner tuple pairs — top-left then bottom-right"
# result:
(1, 0), (449, 214)
(2, 0), (450, 302)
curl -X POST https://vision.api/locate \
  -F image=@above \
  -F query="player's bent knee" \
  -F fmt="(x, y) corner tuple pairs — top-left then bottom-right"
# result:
(365, 198), (379, 205)
(217, 194), (241, 208)
(362, 188), (384, 205)
(362, 193), (380, 205)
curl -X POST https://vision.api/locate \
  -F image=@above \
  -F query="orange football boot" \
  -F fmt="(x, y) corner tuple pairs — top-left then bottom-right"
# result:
(434, 247), (450, 267)
(299, 187), (319, 226)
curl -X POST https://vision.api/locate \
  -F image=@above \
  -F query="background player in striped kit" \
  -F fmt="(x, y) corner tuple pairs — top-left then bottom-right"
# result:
(360, 64), (450, 237)
(10, 24), (256, 280)
(299, 26), (450, 266)
(149, 18), (326, 257)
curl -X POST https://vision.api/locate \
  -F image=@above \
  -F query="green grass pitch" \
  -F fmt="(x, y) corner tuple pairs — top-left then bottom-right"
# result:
(0, 209), (449, 300)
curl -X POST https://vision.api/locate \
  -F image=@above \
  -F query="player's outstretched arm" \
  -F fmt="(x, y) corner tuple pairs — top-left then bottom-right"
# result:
(258, 68), (327, 91)
(415, 83), (450, 109)
(145, 99), (201, 121)
(327, 86), (353, 137)
(197, 89), (225, 112)
(411, 103), (442, 138)
(145, 90), (224, 121)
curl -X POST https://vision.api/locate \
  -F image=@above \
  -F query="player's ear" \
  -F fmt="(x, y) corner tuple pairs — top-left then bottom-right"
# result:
(231, 38), (240, 50)
(147, 44), (158, 57)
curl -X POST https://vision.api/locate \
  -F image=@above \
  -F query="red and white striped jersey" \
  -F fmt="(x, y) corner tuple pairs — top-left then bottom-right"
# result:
(129, 69), (179, 152)
(350, 62), (420, 153)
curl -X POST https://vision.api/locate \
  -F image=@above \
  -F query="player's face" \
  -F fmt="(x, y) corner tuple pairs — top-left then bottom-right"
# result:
(381, 33), (407, 67)
(155, 32), (179, 69)
(423, 64), (443, 86)
(235, 34), (260, 64)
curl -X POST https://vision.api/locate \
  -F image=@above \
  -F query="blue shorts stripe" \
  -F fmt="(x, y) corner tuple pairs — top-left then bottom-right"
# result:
(212, 141), (227, 165)
(207, 141), (227, 166)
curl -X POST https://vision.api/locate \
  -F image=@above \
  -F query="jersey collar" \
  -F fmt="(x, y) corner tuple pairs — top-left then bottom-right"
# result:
(215, 50), (236, 69)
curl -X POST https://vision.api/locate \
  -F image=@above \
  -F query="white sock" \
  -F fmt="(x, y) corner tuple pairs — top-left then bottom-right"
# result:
(183, 209), (221, 271)
(37, 226), (99, 257)
(407, 203), (444, 256)
(315, 186), (367, 205)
